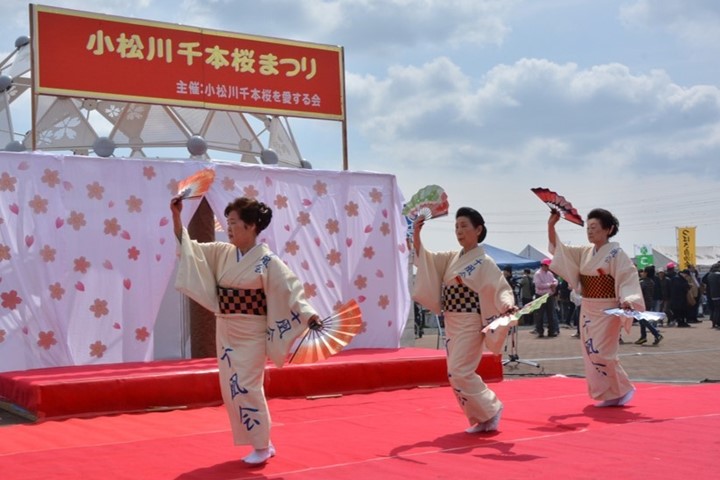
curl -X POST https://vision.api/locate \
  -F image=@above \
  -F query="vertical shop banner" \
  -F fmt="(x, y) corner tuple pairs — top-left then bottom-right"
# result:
(633, 244), (654, 269)
(31, 4), (345, 120)
(676, 227), (697, 271)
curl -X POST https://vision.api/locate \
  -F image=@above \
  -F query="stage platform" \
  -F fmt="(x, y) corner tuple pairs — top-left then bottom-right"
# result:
(1, 376), (717, 480)
(0, 348), (502, 420)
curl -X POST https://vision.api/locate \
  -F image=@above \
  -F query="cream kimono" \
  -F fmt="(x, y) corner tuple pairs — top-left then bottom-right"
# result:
(413, 244), (515, 426)
(550, 237), (644, 402)
(175, 228), (317, 448)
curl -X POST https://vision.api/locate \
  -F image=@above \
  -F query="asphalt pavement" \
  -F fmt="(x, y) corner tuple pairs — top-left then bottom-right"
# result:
(411, 317), (720, 383)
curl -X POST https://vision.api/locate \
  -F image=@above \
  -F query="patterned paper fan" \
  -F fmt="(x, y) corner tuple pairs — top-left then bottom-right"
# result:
(177, 169), (216, 199)
(402, 184), (450, 219)
(481, 294), (550, 333)
(288, 299), (363, 364)
(603, 308), (667, 322)
(416, 207), (432, 221)
(531, 187), (584, 226)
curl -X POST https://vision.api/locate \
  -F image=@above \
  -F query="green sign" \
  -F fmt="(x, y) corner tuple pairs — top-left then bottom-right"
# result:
(636, 255), (654, 269)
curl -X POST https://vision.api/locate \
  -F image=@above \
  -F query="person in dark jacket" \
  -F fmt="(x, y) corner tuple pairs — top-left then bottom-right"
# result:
(702, 263), (720, 329)
(635, 266), (663, 345)
(667, 263), (690, 327)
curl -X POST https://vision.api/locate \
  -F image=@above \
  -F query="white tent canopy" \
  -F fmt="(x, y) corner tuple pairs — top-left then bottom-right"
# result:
(651, 246), (720, 272)
(518, 244), (552, 263)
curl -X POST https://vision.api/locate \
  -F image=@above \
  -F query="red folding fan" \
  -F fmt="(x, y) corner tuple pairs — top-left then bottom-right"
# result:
(531, 187), (584, 226)
(177, 169), (216, 199)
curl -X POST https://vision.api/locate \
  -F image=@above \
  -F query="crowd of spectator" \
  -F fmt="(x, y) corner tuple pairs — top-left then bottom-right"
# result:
(504, 260), (720, 341)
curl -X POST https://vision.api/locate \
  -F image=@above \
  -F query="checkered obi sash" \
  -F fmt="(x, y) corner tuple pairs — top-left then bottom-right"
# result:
(580, 274), (616, 299)
(216, 286), (267, 315)
(442, 284), (481, 313)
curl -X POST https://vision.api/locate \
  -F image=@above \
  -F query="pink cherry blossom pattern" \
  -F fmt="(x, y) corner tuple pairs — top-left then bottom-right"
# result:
(128, 246), (140, 261)
(265, 176), (272, 186)
(113, 323), (122, 330)
(346, 237), (353, 247)
(159, 238), (166, 245)
(103, 260), (113, 270)
(37, 331), (58, 350)
(326, 280), (335, 288)
(302, 198), (312, 206)
(354, 275), (367, 290)
(376, 269), (384, 278)
(123, 278), (132, 290)
(1, 290), (22, 310)
(22, 326), (29, 335)
(284, 224), (290, 231)
(89, 298), (109, 318)
(364, 225), (373, 233)
(243, 184), (259, 198)
(303, 282), (318, 298)
(89, 341), (107, 358)
(378, 295), (390, 310)
(9, 203), (19, 215)
(136, 327), (150, 341)
(108, 201), (115, 208)
(55, 217), (64, 229)
(121, 230), (131, 240)
(75, 281), (85, 292)
(62, 181), (73, 191)
(326, 249), (342, 267)
(156, 254), (162, 262)
(382, 209), (388, 218)
(314, 237), (321, 247)
(301, 260), (310, 270)
(18, 160), (29, 170)
(159, 217), (169, 227)
(357, 295), (367, 303)
(25, 235), (34, 248)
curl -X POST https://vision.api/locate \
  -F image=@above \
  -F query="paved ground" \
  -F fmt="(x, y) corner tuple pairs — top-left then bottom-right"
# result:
(411, 318), (720, 383)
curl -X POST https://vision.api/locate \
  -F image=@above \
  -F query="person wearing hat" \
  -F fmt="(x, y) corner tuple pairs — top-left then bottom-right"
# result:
(413, 207), (516, 433)
(546, 208), (643, 407)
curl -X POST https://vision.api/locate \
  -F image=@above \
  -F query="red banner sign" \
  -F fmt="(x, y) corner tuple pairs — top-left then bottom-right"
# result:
(31, 5), (345, 120)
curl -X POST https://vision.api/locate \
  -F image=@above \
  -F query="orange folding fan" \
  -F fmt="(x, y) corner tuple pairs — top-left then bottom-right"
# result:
(177, 169), (216, 199)
(289, 299), (363, 364)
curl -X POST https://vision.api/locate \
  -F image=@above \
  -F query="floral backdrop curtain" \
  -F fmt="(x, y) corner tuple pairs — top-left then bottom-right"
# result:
(0, 152), (409, 373)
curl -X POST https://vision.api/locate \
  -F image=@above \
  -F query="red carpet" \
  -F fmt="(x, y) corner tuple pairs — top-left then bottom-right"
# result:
(1, 376), (718, 479)
(0, 348), (502, 419)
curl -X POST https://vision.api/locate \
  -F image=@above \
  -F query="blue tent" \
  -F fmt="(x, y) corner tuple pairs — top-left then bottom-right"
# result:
(484, 244), (541, 270)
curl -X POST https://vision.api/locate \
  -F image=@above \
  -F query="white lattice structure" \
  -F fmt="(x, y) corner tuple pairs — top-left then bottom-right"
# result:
(0, 37), (311, 168)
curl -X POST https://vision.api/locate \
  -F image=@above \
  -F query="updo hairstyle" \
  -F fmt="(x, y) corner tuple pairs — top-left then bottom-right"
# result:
(224, 197), (273, 234)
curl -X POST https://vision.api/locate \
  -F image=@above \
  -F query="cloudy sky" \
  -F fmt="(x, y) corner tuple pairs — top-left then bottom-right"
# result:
(2, 0), (719, 257)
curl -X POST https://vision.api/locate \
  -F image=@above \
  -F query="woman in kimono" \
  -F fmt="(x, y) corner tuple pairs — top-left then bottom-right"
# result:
(547, 208), (643, 407)
(412, 207), (516, 433)
(171, 196), (319, 465)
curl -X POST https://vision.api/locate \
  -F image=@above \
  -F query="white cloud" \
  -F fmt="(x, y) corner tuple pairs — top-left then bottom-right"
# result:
(620, 0), (720, 47)
(1, 0), (718, 254)
(348, 56), (720, 178)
